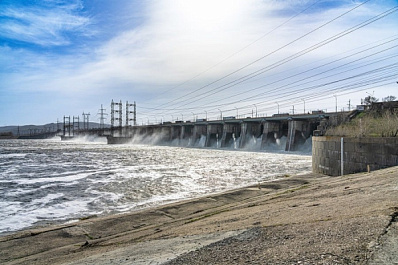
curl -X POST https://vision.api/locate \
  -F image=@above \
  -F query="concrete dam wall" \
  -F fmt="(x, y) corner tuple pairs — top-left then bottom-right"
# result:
(312, 136), (398, 176)
(107, 115), (326, 152)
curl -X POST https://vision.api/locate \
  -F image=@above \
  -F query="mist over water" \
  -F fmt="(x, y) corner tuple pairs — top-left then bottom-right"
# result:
(123, 130), (313, 153)
(0, 138), (311, 235)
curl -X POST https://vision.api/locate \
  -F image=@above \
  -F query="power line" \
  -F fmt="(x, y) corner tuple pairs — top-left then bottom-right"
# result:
(141, 0), (323, 106)
(153, 6), (398, 116)
(149, 0), (372, 110)
(184, 42), (398, 110)
(138, 4), (398, 122)
(139, 36), (398, 112)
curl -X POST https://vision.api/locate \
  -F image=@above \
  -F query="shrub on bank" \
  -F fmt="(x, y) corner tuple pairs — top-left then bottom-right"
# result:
(325, 110), (398, 137)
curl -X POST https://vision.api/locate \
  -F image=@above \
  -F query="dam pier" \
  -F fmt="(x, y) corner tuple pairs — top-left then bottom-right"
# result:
(105, 111), (350, 151)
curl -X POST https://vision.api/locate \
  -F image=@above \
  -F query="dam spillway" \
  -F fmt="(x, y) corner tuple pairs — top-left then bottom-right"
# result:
(106, 111), (349, 151)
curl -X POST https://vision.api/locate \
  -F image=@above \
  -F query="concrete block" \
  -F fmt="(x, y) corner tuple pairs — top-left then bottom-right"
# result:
(385, 155), (395, 166)
(362, 143), (374, 154)
(351, 163), (361, 173)
(326, 150), (331, 158)
(316, 148), (321, 156)
(328, 141), (336, 150)
(312, 136), (398, 176)
(324, 158), (330, 168)
(344, 142), (355, 152)
(360, 138), (372, 144)
(349, 152), (359, 163)
(375, 154), (386, 167)
(358, 155), (367, 164)
(384, 143), (398, 155)
(372, 143), (383, 155)
(393, 155), (398, 165)
(354, 143), (363, 153)
(333, 150), (341, 159)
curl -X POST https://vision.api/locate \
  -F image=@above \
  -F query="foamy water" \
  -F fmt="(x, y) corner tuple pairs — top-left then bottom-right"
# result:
(0, 138), (311, 235)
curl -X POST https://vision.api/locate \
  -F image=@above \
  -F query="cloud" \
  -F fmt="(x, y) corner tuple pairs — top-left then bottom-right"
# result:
(60, 0), (292, 94)
(0, 0), (91, 46)
(1, 0), (397, 125)
(85, 0), (397, 97)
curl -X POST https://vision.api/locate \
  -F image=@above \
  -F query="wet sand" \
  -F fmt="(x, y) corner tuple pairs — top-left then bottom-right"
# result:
(1, 166), (397, 264)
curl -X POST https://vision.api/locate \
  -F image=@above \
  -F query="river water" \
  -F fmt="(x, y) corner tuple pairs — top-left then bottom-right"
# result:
(0, 138), (311, 235)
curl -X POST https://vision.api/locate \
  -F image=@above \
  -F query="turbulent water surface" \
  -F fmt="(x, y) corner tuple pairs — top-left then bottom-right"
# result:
(0, 138), (311, 235)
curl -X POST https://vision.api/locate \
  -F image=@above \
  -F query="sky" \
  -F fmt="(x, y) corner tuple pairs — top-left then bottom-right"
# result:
(0, 0), (397, 126)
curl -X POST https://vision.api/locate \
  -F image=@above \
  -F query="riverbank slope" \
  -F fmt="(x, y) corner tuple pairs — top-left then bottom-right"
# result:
(1, 167), (397, 264)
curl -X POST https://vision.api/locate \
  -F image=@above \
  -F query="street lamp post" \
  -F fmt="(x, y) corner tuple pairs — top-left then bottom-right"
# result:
(218, 109), (222, 120)
(253, 104), (257, 117)
(302, 99), (306, 114)
(334, 95), (337, 113)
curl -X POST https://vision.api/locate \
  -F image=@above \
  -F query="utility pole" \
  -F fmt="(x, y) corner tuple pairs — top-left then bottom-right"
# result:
(291, 105), (295, 115)
(348, 100), (351, 111)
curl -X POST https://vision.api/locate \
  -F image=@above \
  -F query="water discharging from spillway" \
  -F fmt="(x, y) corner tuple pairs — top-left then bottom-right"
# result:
(126, 130), (311, 152)
(0, 138), (311, 235)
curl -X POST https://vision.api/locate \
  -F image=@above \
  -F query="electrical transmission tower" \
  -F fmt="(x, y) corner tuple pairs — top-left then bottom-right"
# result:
(82, 112), (90, 131)
(126, 101), (137, 126)
(111, 100), (123, 136)
(63, 116), (71, 136)
(110, 100), (137, 137)
(98, 104), (107, 132)
(73, 116), (80, 135)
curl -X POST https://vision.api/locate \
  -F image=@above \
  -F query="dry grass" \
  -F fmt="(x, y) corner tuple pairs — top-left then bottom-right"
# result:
(325, 110), (398, 137)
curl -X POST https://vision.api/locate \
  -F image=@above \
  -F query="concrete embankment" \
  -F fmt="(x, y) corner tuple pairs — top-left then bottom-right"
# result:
(313, 136), (398, 176)
(1, 167), (398, 264)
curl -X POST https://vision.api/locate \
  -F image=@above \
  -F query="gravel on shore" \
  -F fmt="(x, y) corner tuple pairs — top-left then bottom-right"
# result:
(1, 166), (397, 264)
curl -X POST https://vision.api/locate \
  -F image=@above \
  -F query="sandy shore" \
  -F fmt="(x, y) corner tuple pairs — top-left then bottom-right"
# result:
(1, 167), (397, 264)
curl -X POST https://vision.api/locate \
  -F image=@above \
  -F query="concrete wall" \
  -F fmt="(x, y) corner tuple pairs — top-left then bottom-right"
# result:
(312, 136), (398, 176)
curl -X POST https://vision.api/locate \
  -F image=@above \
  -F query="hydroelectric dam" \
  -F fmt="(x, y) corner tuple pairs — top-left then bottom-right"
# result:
(103, 111), (352, 151)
